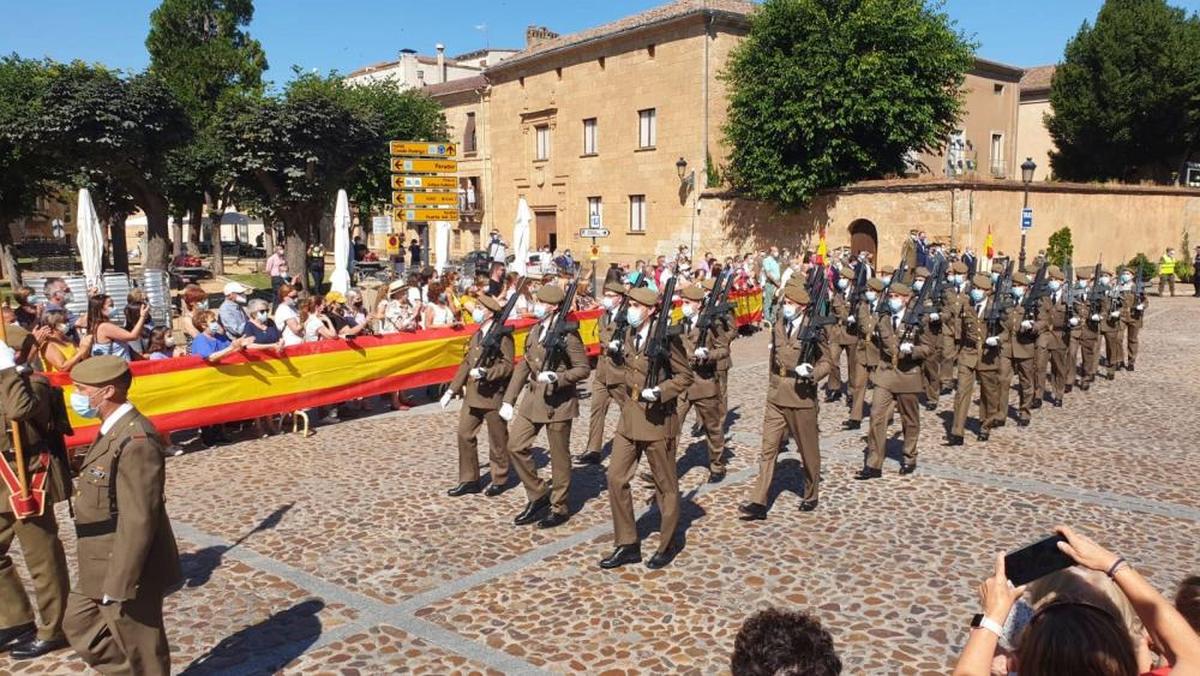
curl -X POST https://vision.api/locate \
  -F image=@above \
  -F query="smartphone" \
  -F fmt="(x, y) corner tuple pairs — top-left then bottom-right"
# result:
(1004, 534), (1074, 586)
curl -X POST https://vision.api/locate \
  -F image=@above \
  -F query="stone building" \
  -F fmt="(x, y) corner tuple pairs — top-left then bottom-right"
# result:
(1016, 65), (1056, 181)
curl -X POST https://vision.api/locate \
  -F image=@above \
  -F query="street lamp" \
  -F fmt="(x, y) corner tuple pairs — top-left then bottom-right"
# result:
(1019, 157), (1036, 272)
(677, 157), (697, 255)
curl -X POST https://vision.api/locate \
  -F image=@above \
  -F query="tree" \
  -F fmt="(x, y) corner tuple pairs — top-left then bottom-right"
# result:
(28, 67), (193, 269)
(1046, 226), (1074, 267)
(721, 0), (975, 209)
(148, 0), (267, 273)
(1047, 0), (1200, 183)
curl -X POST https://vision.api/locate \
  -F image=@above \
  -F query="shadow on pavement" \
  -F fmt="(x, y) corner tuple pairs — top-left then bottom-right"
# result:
(174, 503), (294, 591)
(179, 599), (325, 675)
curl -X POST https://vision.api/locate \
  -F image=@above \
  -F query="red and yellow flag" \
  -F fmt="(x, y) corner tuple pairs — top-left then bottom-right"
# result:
(983, 226), (995, 259)
(815, 228), (828, 264)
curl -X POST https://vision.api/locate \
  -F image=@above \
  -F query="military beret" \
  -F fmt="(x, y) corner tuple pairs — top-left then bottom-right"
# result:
(972, 274), (993, 290)
(535, 284), (565, 304)
(3, 325), (30, 352)
(1046, 265), (1064, 280)
(890, 283), (913, 296)
(701, 278), (716, 291)
(867, 278), (885, 292)
(477, 294), (503, 313)
(914, 266), (931, 278)
(951, 261), (968, 274)
(71, 355), (130, 387)
(1100, 268), (1113, 277)
(1011, 271), (1030, 285)
(1077, 268), (1094, 280)
(680, 285), (706, 302)
(628, 286), (658, 307)
(879, 265), (896, 275)
(603, 280), (626, 295)
(783, 285), (811, 304)
(840, 266), (855, 279)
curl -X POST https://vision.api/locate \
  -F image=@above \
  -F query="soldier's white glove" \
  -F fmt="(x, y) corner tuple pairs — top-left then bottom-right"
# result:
(846, 315), (857, 325)
(929, 312), (940, 322)
(985, 336), (1000, 347)
(1021, 319), (1034, 331)
(693, 347), (709, 360)
(607, 340), (622, 353)
(0, 342), (15, 370)
(795, 363), (814, 378)
(640, 387), (661, 402)
(1109, 310), (1121, 318)
(1136, 303), (1144, 311)
(499, 403), (515, 421)
(469, 367), (485, 379)
(439, 390), (454, 409)
(1090, 313), (1102, 322)
(1068, 317), (1080, 327)
(899, 342), (914, 354)
(536, 371), (558, 384)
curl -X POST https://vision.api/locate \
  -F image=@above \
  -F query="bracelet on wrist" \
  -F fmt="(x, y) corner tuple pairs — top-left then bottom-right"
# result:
(1106, 557), (1128, 579)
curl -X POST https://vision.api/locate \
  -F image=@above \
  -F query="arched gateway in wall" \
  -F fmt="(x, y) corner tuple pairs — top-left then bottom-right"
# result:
(848, 219), (878, 262)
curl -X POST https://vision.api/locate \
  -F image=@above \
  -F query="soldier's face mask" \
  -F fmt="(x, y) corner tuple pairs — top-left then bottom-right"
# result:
(781, 304), (798, 320)
(681, 302), (698, 318)
(1048, 280), (1062, 292)
(970, 289), (986, 303)
(70, 386), (108, 419)
(626, 306), (647, 328)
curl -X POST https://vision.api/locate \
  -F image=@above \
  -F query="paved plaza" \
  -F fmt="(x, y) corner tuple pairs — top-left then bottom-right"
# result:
(3, 297), (1198, 675)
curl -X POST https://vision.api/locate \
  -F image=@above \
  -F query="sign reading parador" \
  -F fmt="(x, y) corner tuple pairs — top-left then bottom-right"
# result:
(390, 158), (458, 174)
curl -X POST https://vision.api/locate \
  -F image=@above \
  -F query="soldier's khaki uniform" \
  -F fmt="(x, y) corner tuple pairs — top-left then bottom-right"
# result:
(587, 308), (629, 456)
(920, 292), (945, 404)
(849, 301), (880, 425)
(677, 315), (735, 475)
(446, 322), (513, 485)
(749, 316), (832, 506)
(866, 306), (937, 470)
(606, 326), (692, 553)
(1002, 299), (1046, 422)
(63, 407), (181, 676)
(825, 292), (857, 397)
(1042, 287), (1072, 402)
(950, 289), (1007, 437)
(939, 285), (966, 390)
(1121, 288), (1145, 368)
(504, 320), (591, 517)
(1078, 285), (1104, 386)
(1, 369), (72, 644)
(1100, 290), (1125, 376)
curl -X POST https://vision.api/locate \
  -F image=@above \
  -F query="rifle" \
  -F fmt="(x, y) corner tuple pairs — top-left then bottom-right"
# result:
(847, 261), (870, 326)
(1086, 262), (1104, 321)
(985, 259), (1015, 339)
(796, 265), (836, 367)
(899, 264), (936, 347)
(966, 254), (978, 279)
(472, 278), (523, 370)
(1062, 263), (1075, 342)
(926, 257), (947, 316)
(695, 269), (733, 352)
(644, 276), (678, 390)
(543, 271), (581, 370)
(1021, 263), (1049, 321)
(1133, 266), (1146, 317)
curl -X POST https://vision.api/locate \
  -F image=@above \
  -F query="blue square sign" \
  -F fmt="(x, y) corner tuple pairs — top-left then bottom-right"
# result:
(1021, 207), (1033, 232)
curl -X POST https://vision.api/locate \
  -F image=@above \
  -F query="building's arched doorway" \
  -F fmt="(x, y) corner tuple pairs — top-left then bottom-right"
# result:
(848, 219), (878, 263)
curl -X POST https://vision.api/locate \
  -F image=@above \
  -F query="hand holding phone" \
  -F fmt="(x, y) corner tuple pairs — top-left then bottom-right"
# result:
(1004, 534), (1074, 586)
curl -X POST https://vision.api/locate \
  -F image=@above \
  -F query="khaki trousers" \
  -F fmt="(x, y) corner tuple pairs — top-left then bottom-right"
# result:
(0, 509), (69, 641)
(457, 406), (510, 485)
(868, 387), (919, 469)
(587, 381), (626, 455)
(998, 355), (1013, 420)
(750, 403), (820, 504)
(718, 371), (730, 431)
(922, 336), (943, 401)
(950, 364), (999, 437)
(507, 415), (572, 515)
(1048, 348), (1069, 400)
(826, 341), (854, 393)
(677, 394), (726, 474)
(940, 334), (959, 386)
(63, 589), (169, 676)
(1012, 357), (1036, 419)
(1034, 344), (1049, 397)
(1159, 275), (1175, 296)
(606, 434), (678, 552)
(1125, 324), (1140, 365)
(1079, 336), (1099, 382)
(1103, 329), (1125, 371)
(849, 363), (874, 423)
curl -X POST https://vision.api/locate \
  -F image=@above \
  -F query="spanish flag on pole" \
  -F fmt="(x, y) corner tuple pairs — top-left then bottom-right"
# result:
(983, 225), (995, 259)
(816, 228), (828, 264)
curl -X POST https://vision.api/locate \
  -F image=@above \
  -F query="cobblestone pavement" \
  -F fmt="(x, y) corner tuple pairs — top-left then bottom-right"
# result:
(3, 297), (1198, 674)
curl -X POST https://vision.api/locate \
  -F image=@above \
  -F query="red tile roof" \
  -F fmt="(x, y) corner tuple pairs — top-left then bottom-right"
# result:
(422, 74), (488, 97)
(1021, 65), (1056, 91)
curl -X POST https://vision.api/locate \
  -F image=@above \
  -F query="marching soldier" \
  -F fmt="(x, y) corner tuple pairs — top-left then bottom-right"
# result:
(704, 277), (735, 440)
(601, 287), (692, 570)
(1066, 273), (1087, 392)
(1119, 268), (1146, 371)
(1003, 272), (1045, 426)
(939, 261), (969, 395)
(845, 278), (884, 431)
(740, 284), (831, 519)
(62, 356), (181, 676)
(824, 267), (857, 403)
(579, 282), (628, 465)
(500, 285), (590, 529)
(1042, 267), (1074, 407)
(947, 274), (1005, 444)
(0, 327), (72, 660)
(441, 294), (513, 497)
(677, 285), (733, 482)
(911, 266), (943, 411)
(1078, 268), (1103, 391)
(855, 283), (936, 479)
(1099, 268), (1124, 379)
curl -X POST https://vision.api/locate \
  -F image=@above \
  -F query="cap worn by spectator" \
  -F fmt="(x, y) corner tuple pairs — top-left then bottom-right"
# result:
(71, 355), (131, 387)
(387, 279), (407, 295)
(223, 281), (251, 296)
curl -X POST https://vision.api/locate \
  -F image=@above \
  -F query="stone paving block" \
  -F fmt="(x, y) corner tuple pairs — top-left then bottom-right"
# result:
(283, 624), (502, 675)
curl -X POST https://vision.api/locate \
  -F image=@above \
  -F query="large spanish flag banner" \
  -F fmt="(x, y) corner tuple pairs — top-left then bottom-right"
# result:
(48, 289), (763, 447)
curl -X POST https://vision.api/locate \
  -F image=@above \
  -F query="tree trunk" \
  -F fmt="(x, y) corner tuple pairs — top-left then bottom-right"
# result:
(110, 213), (130, 274)
(210, 204), (225, 276)
(146, 200), (172, 270)
(0, 220), (22, 286)
(186, 207), (202, 256)
(285, 218), (307, 290)
(171, 214), (184, 258)
(263, 226), (275, 256)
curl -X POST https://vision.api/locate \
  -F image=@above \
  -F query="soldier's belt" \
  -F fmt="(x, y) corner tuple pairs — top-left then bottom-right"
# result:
(76, 518), (117, 538)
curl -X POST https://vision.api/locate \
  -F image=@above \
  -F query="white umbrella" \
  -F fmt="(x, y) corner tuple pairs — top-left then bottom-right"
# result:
(329, 189), (352, 295)
(434, 221), (452, 274)
(512, 197), (531, 274)
(76, 188), (104, 291)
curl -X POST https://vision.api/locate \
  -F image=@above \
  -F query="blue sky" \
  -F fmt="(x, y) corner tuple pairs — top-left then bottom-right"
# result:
(4, 0), (1200, 86)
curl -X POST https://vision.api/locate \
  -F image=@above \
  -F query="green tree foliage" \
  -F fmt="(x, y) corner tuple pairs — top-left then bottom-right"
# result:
(1046, 0), (1200, 183)
(1046, 226), (1074, 267)
(1125, 253), (1157, 280)
(721, 0), (975, 209)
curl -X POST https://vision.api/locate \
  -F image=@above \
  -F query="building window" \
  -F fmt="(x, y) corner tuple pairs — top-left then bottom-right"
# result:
(535, 124), (550, 161)
(638, 109), (656, 149)
(417, 70), (425, 82)
(989, 133), (1004, 177)
(993, 83), (1004, 94)
(583, 118), (597, 155)
(647, 44), (656, 59)
(598, 56), (605, 70)
(453, 228), (462, 251)
(587, 196), (602, 227)
(556, 67), (562, 80)
(464, 112), (477, 153)
(629, 195), (646, 232)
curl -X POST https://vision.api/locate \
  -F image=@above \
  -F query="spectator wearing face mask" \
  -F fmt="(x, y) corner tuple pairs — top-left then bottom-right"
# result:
(243, 299), (282, 347)
(143, 327), (178, 361)
(265, 245), (287, 295)
(218, 282), (251, 339)
(423, 283), (461, 329)
(190, 311), (252, 362)
(35, 311), (92, 373)
(122, 289), (155, 357)
(274, 284), (304, 347)
(179, 284), (209, 348)
(86, 294), (147, 362)
(40, 277), (76, 326)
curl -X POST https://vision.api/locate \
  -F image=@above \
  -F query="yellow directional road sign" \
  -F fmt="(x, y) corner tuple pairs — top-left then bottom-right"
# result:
(390, 158), (458, 174)
(396, 208), (459, 222)
(389, 141), (457, 158)
(392, 191), (458, 207)
(391, 175), (458, 190)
